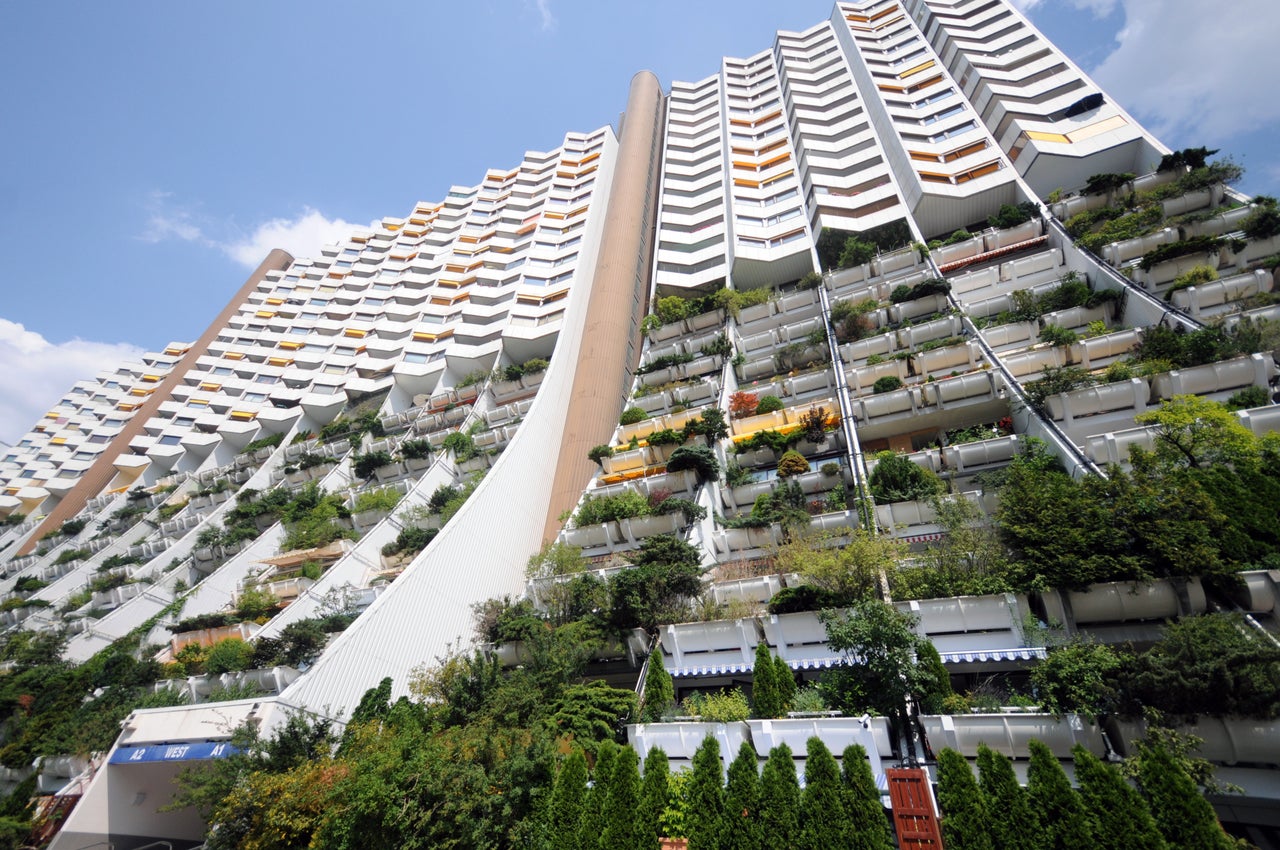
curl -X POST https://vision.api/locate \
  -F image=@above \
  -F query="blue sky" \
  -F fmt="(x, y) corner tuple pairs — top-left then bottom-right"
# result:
(1, 0), (1278, 443)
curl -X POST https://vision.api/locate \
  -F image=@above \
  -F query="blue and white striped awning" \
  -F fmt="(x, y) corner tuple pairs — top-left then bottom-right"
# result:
(668, 648), (1046, 678)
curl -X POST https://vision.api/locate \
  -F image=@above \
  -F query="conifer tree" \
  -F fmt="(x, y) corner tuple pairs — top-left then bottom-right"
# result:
(758, 743), (800, 845)
(751, 642), (779, 719)
(976, 744), (1041, 850)
(601, 745), (643, 850)
(842, 744), (895, 850)
(773, 654), (796, 714)
(1026, 740), (1096, 850)
(642, 644), (674, 722)
(1072, 745), (1167, 850)
(1132, 737), (1235, 850)
(723, 741), (761, 850)
(578, 740), (619, 850)
(799, 737), (856, 850)
(547, 747), (589, 849)
(936, 748), (995, 850)
(686, 735), (726, 850)
(638, 747), (670, 850)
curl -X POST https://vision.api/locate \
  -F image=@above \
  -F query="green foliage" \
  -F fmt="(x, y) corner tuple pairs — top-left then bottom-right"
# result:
(700, 333), (733, 358)
(1084, 172), (1134, 196)
(842, 744), (895, 850)
(1131, 734), (1237, 850)
(53, 547), (90, 565)
(441, 430), (479, 462)
(1072, 745), (1167, 850)
(639, 351), (697, 375)
(776, 449), (809, 479)
(352, 450), (394, 479)
(1139, 235), (1228, 271)
(1022, 365), (1093, 413)
(776, 529), (900, 602)
(724, 741), (761, 850)
(240, 432), (285, 454)
(800, 737), (856, 849)
(872, 375), (903, 394)
(601, 745), (644, 850)
(686, 735), (727, 850)
(574, 489), (651, 525)
(1159, 147), (1218, 172)
(869, 451), (942, 503)
(620, 406), (648, 426)
(1038, 324), (1079, 346)
(977, 745), (1041, 850)
(278, 484), (357, 552)
(667, 444), (720, 484)
(755, 394), (784, 415)
(773, 655), (796, 715)
(936, 748), (994, 850)
(641, 644), (675, 722)
(1030, 638), (1122, 720)
(639, 747), (669, 849)
(608, 535), (703, 630)
(752, 642), (781, 719)
(683, 407), (729, 441)
(1242, 203), (1280, 239)
(588, 443), (614, 465)
(397, 438), (432, 460)
(735, 427), (802, 455)
(685, 688), (750, 722)
(1226, 385), (1271, 410)
(498, 357), (549, 383)
(890, 276), (950, 304)
(380, 524), (437, 558)
(13, 577), (47, 593)
(758, 744), (800, 845)
(352, 487), (402, 514)
(987, 201), (1038, 228)
(798, 271), (822, 290)
(1026, 740), (1096, 850)
(204, 637), (254, 675)
(838, 237), (876, 269)
(547, 747), (588, 848)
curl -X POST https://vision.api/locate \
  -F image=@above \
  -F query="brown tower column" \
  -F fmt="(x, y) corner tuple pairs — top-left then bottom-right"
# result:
(18, 250), (294, 555)
(542, 71), (665, 541)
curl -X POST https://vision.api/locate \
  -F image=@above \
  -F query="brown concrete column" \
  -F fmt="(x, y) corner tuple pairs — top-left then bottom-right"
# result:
(542, 71), (665, 540)
(18, 250), (294, 555)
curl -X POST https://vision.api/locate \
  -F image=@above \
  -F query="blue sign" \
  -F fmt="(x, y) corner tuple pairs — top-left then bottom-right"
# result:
(109, 742), (240, 765)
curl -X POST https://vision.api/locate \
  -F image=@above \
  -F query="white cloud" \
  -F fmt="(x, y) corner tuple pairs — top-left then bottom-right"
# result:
(221, 208), (373, 267)
(136, 190), (211, 246)
(1090, 0), (1280, 141)
(527, 0), (555, 31)
(0, 319), (144, 446)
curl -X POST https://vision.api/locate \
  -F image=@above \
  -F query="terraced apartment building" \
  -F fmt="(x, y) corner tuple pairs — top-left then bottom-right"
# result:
(0, 2), (1275, 848)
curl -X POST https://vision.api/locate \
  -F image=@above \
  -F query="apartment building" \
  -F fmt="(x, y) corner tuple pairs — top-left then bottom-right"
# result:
(0, 2), (1273, 848)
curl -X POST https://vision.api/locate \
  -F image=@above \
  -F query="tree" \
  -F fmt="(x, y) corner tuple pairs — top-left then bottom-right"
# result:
(686, 735), (727, 850)
(818, 600), (948, 727)
(1122, 613), (1280, 719)
(751, 642), (781, 719)
(641, 644), (675, 722)
(1072, 745), (1167, 850)
(842, 744), (895, 850)
(839, 237), (877, 269)
(776, 449), (810, 479)
(1130, 735), (1236, 850)
(775, 529), (901, 602)
(723, 742), (761, 850)
(773, 654), (796, 715)
(976, 744), (1041, 850)
(1026, 740), (1096, 850)
(602, 745), (644, 850)
(936, 748), (994, 850)
(1135, 395), (1259, 471)
(799, 737), (855, 849)
(548, 748), (589, 848)
(758, 744), (800, 845)
(1029, 638), (1123, 720)
(638, 747), (670, 850)
(579, 741), (619, 849)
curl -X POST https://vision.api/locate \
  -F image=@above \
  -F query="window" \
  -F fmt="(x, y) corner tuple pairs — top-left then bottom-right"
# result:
(158, 435), (183, 446)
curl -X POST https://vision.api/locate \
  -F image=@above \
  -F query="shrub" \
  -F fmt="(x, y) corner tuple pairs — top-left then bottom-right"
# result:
(352, 451), (394, 479)
(204, 637), (254, 675)
(1038, 324), (1079, 346)
(59, 518), (88, 537)
(13, 577), (47, 593)
(683, 407), (729, 441)
(398, 439), (432, 460)
(588, 444), (614, 465)
(666, 445), (720, 484)
(1242, 203), (1280, 240)
(637, 352), (696, 375)
(889, 284), (912, 304)
(654, 295), (692, 324)
(619, 406), (647, 426)
(381, 525), (438, 558)
(755, 395), (785, 415)
(353, 488), (402, 514)
(838, 238), (876, 269)
(574, 490), (651, 526)
(869, 452), (942, 503)
(729, 391), (759, 419)
(872, 375), (903, 394)
(684, 688), (750, 722)
(798, 271), (822, 289)
(1023, 365), (1093, 413)
(440, 431), (478, 462)
(646, 428), (684, 446)
(777, 450), (810, 479)
(766, 585), (851, 614)
(296, 451), (333, 471)
(1139, 236), (1227, 271)
(1225, 385), (1270, 410)
(987, 201), (1039, 228)
(799, 406), (832, 443)
(240, 432), (284, 454)
(652, 497), (707, 524)
(699, 334), (732, 358)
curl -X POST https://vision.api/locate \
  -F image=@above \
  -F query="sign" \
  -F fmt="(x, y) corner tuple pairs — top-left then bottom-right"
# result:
(109, 742), (240, 765)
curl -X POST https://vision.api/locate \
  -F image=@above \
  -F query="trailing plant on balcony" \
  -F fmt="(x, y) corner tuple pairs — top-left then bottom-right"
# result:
(168, 612), (239, 633)
(798, 270), (822, 289)
(52, 548), (90, 566)
(637, 351), (696, 375)
(398, 438), (432, 460)
(666, 444), (719, 483)
(240, 432), (284, 454)
(1022, 365), (1094, 413)
(12, 577), (46, 594)
(651, 496), (707, 524)
(1165, 263), (1218, 299)
(1242, 197), (1280, 240)
(352, 450), (395, 479)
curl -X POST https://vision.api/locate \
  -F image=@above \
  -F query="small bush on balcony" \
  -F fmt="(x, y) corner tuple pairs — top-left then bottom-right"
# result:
(1083, 173), (1134, 197)
(587, 444), (614, 466)
(869, 452), (943, 503)
(729, 391), (759, 419)
(398, 439), (432, 460)
(13, 577), (47, 593)
(296, 451), (334, 471)
(987, 201), (1039, 228)
(735, 428), (801, 455)
(240, 432), (284, 454)
(1226, 385), (1271, 410)
(699, 334), (732, 358)
(1023, 365), (1094, 413)
(838, 238), (876, 269)
(353, 488), (402, 514)
(1038, 324), (1079, 346)
(724, 460), (752, 488)
(352, 451), (395, 479)
(157, 501), (188, 521)
(1242, 198), (1280, 240)
(167, 612), (238, 634)
(799, 406), (833, 444)
(646, 428), (685, 446)
(798, 271), (822, 289)
(652, 497), (707, 524)
(89, 573), (129, 594)
(53, 548), (90, 566)
(872, 375), (903, 394)
(776, 450), (810, 479)
(1165, 264), (1219, 299)
(381, 525), (438, 558)
(766, 584), (852, 614)
(1139, 235), (1231, 271)
(278, 484), (357, 552)
(667, 445), (720, 484)
(441, 431), (479, 462)
(619, 406), (647, 426)
(755, 395), (785, 415)
(574, 490), (651, 526)
(205, 637), (255, 675)
(498, 357), (550, 383)
(683, 407), (729, 442)
(59, 518), (88, 537)
(637, 352), (696, 375)
(683, 688), (750, 722)
(235, 586), (280, 622)
(944, 229), (974, 245)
